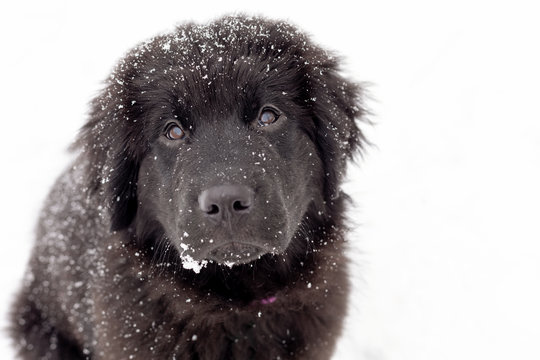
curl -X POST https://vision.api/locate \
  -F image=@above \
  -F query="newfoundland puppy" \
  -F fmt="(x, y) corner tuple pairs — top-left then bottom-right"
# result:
(10, 15), (365, 360)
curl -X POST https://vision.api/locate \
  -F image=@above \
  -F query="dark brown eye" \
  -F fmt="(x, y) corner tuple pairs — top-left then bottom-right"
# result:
(258, 109), (279, 127)
(165, 123), (185, 140)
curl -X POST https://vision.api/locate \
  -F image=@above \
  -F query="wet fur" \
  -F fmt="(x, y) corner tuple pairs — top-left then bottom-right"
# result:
(10, 15), (365, 360)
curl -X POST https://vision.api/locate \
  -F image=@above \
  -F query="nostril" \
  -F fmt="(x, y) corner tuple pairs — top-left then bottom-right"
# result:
(233, 200), (250, 212)
(198, 184), (254, 219)
(207, 204), (220, 215)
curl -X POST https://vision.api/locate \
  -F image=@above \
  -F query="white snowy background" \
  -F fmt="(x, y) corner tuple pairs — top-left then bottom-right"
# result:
(1, 1), (539, 359)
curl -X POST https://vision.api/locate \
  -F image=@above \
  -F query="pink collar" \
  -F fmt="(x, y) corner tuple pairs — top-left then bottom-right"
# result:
(260, 295), (277, 305)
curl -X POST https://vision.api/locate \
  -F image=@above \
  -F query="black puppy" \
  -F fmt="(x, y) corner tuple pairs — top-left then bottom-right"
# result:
(10, 15), (365, 360)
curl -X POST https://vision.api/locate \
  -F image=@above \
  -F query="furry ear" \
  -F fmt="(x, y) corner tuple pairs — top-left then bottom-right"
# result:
(107, 156), (139, 231)
(73, 59), (146, 232)
(306, 56), (366, 202)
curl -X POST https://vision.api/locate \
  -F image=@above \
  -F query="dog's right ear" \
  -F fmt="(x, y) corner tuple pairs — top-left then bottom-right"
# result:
(73, 60), (147, 232)
(107, 155), (139, 232)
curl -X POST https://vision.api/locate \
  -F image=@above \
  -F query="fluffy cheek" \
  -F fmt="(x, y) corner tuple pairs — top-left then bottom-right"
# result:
(279, 137), (325, 235)
(136, 154), (183, 236)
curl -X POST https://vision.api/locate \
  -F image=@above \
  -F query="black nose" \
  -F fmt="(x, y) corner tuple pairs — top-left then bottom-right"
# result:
(198, 185), (254, 221)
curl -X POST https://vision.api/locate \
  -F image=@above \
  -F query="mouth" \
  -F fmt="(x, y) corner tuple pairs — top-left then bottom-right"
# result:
(206, 242), (269, 266)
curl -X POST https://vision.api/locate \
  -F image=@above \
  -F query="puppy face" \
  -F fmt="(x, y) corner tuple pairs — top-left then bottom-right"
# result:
(80, 16), (363, 271)
(135, 58), (324, 267)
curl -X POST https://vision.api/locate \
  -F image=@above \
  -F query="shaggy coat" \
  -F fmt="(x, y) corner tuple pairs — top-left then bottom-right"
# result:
(10, 15), (365, 360)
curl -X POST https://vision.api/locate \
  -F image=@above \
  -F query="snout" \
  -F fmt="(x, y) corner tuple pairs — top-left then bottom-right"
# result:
(173, 183), (289, 266)
(198, 184), (254, 222)
(197, 184), (270, 264)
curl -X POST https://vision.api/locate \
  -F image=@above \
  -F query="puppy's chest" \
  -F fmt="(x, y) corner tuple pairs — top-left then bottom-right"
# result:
(89, 243), (344, 359)
(92, 280), (329, 359)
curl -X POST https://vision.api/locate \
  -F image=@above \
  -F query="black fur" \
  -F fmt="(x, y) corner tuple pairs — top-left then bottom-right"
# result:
(10, 15), (365, 360)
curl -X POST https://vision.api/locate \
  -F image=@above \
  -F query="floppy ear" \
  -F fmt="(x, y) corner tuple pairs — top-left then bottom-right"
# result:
(107, 155), (140, 231)
(306, 56), (366, 202)
(74, 62), (146, 232)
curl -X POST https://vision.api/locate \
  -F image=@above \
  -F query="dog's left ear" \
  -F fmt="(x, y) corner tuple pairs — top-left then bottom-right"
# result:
(306, 55), (367, 202)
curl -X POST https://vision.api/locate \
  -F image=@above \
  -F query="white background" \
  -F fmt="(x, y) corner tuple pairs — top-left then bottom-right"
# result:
(1, 1), (539, 359)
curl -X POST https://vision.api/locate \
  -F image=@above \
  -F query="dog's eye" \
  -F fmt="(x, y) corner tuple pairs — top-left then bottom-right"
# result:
(165, 123), (185, 140)
(258, 109), (280, 127)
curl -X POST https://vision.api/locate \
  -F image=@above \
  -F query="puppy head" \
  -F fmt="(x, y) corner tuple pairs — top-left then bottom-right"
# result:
(77, 15), (365, 269)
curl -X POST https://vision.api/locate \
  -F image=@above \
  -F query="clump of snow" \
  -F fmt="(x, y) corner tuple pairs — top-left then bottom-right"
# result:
(179, 242), (207, 273)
